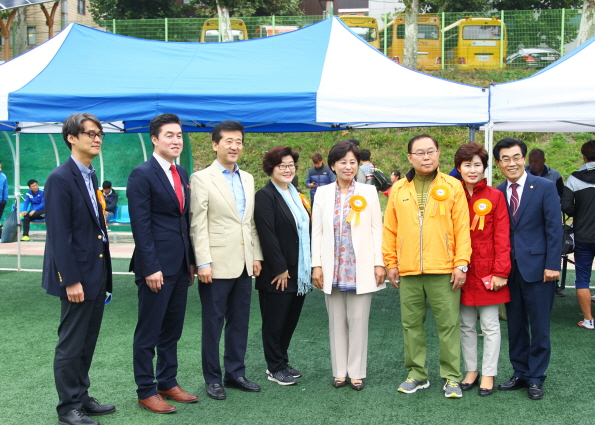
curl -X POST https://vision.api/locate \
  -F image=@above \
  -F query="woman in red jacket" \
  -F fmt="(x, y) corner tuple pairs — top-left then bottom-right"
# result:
(454, 142), (511, 397)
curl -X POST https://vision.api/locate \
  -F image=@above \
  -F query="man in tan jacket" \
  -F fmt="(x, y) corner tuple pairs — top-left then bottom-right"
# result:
(383, 134), (471, 399)
(190, 120), (263, 401)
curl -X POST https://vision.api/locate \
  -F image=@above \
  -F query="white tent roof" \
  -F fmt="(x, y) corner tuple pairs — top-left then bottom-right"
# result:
(490, 34), (595, 132)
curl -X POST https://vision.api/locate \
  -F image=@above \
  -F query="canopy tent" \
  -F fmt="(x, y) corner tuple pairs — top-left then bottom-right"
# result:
(489, 33), (595, 133)
(0, 18), (489, 133)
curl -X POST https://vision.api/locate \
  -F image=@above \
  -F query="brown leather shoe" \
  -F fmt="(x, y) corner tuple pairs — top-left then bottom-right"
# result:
(158, 385), (199, 403)
(138, 394), (176, 414)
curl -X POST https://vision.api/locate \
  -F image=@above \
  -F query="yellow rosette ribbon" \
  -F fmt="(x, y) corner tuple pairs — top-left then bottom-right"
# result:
(471, 198), (492, 230)
(96, 189), (106, 213)
(345, 195), (367, 225)
(430, 185), (450, 217)
(299, 192), (311, 217)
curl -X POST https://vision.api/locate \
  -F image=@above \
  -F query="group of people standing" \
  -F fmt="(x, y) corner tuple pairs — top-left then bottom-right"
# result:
(39, 111), (591, 425)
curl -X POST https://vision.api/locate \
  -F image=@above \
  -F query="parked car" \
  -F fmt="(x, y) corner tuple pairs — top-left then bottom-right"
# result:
(506, 47), (560, 68)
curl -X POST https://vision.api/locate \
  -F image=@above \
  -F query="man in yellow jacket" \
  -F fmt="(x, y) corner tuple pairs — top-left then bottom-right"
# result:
(383, 134), (471, 399)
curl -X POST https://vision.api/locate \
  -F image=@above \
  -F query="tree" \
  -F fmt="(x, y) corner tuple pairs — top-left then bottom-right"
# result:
(577, 0), (595, 44)
(403, 0), (419, 69)
(89, 0), (176, 21)
(492, 0), (582, 9)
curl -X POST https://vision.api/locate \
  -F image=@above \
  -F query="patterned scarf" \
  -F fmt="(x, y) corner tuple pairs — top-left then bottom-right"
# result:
(332, 180), (357, 292)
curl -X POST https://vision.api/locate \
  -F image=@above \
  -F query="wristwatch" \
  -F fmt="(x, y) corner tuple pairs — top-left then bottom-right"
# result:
(457, 265), (468, 273)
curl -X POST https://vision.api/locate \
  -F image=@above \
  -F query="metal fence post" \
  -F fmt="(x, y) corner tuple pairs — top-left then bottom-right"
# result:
(112, 19), (116, 34)
(272, 15), (275, 36)
(165, 18), (168, 42)
(441, 12), (445, 70)
(560, 8), (566, 56)
(218, 15), (222, 42)
(500, 10), (504, 69)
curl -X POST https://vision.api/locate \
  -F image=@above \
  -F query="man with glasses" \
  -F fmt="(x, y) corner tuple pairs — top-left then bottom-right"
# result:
(383, 134), (471, 399)
(494, 138), (562, 401)
(42, 113), (115, 425)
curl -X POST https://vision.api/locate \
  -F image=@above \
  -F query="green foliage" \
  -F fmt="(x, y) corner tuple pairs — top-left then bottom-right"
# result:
(189, 0), (303, 17)
(493, 0), (582, 10)
(422, 1), (491, 13)
(89, 0), (177, 21)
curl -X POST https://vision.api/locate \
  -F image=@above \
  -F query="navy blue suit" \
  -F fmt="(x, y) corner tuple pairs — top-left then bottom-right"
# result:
(128, 155), (194, 399)
(42, 157), (112, 415)
(497, 173), (562, 385)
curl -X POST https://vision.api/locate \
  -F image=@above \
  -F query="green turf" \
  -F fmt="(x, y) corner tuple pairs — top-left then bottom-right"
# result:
(1, 270), (593, 425)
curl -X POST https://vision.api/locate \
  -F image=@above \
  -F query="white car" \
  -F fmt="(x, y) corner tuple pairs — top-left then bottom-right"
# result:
(506, 48), (560, 68)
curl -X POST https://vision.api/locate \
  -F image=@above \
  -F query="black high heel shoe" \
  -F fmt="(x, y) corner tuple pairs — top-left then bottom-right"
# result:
(460, 375), (479, 391)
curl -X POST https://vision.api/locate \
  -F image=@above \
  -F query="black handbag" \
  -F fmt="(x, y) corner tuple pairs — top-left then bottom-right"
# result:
(562, 223), (574, 256)
(1, 204), (18, 243)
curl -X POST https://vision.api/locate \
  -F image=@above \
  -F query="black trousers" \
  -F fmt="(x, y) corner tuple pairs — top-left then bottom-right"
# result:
(22, 209), (45, 235)
(199, 269), (251, 384)
(133, 265), (189, 399)
(54, 259), (107, 415)
(259, 290), (305, 374)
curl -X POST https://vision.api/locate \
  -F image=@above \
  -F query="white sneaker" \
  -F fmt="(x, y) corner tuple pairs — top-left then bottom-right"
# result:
(578, 319), (594, 330)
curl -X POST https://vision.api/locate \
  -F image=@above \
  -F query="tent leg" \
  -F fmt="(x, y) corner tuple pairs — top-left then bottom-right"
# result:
(15, 128), (21, 271)
(485, 123), (494, 186)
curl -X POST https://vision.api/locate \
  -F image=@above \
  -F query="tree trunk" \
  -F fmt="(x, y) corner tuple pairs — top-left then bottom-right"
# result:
(577, 0), (595, 45)
(12, 8), (27, 58)
(216, 1), (233, 42)
(403, 0), (419, 70)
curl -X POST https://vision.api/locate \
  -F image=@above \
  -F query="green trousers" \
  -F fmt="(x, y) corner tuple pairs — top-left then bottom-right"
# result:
(400, 274), (462, 382)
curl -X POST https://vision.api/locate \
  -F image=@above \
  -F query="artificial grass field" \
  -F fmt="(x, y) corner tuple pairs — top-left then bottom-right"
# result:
(1, 269), (593, 425)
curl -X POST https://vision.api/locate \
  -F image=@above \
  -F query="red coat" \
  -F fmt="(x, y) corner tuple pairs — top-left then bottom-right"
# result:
(461, 179), (511, 306)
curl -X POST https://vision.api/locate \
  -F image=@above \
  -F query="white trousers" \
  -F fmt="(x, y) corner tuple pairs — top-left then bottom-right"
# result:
(325, 289), (373, 380)
(460, 304), (501, 377)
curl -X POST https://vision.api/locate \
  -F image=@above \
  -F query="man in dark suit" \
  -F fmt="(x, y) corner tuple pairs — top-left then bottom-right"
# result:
(494, 138), (562, 400)
(42, 113), (115, 425)
(128, 113), (197, 414)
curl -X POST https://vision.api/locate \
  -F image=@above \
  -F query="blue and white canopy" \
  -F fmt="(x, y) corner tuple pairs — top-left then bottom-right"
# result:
(0, 18), (489, 133)
(490, 34), (595, 132)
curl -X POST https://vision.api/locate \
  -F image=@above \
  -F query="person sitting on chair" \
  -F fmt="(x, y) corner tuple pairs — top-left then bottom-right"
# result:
(20, 179), (45, 241)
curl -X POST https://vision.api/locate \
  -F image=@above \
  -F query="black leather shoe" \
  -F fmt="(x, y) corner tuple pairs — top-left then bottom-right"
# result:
(83, 398), (116, 416)
(528, 383), (544, 400)
(498, 376), (528, 391)
(224, 377), (261, 392)
(460, 375), (479, 391)
(57, 409), (99, 425)
(332, 378), (347, 388)
(478, 387), (495, 396)
(206, 383), (227, 400)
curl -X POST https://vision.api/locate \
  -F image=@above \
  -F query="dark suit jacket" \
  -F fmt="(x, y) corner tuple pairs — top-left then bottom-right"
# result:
(127, 155), (194, 278)
(497, 173), (562, 283)
(42, 157), (112, 300)
(254, 181), (310, 293)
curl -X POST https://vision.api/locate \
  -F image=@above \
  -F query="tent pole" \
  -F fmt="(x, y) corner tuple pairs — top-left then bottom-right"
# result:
(485, 122), (494, 186)
(15, 127), (21, 271)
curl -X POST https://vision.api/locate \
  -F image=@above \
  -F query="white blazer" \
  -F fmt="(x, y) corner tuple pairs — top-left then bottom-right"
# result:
(311, 182), (386, 295)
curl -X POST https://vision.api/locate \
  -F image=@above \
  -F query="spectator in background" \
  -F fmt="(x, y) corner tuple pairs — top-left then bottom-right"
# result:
(561, 140), (595, 330)
(20, 178), (45, 241)
(102, 181), (119, 222)
(526, 149), (564, 198)
(382, 169), (401, 197)
(0, 161), (8, 237)
(305, 153), (335, 203)
(356, 150), (375, 185)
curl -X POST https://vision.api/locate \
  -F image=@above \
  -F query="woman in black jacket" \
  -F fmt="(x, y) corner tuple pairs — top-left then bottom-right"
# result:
(254, 146), (312, 386)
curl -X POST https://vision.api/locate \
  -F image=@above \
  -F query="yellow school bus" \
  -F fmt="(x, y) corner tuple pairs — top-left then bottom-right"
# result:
(444, 17), (507, 69)
(379, 14), (442, 70)
(339, 16), (380, 49)
(200, 18), (249, 42)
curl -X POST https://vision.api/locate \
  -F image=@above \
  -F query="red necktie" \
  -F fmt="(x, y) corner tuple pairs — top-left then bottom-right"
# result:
(170, 164), (184, 214)
(510, 183), (520, 221)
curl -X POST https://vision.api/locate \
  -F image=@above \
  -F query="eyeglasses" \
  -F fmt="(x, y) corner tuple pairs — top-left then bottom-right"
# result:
(80, 131), (106, 140)
(277, 164), (297, 171)
(410, 149), (438, 158)
(498, 154), (524, 165)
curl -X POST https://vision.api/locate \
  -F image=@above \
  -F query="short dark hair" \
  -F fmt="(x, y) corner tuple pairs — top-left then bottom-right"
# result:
(149, 113), (181, 139)
(27, 179), (38, 187)
(311, 153), (323, 163)
(262, 146), (299, 176)
(328, 141), (361, 169)
(493, 138), (527, 161)
(408, 134), (439, 154)
(529, 148), (545, 159)
(212, 120), (245, 144)
(347, 138), (360, 146)
(102, 180), (112, 189)
(62, 113), (103, 151)
(392, 169), (401, 178)
(360, 149), (371, 161)
(454, 142), (488, 170)
(581, 140), (595, 162)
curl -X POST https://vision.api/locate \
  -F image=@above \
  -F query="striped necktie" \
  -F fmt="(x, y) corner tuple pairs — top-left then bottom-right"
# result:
(510, 183), (520, 221)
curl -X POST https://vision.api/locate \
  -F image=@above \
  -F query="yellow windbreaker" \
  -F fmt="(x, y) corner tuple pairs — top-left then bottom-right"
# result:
(382, 169), (471, 276)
